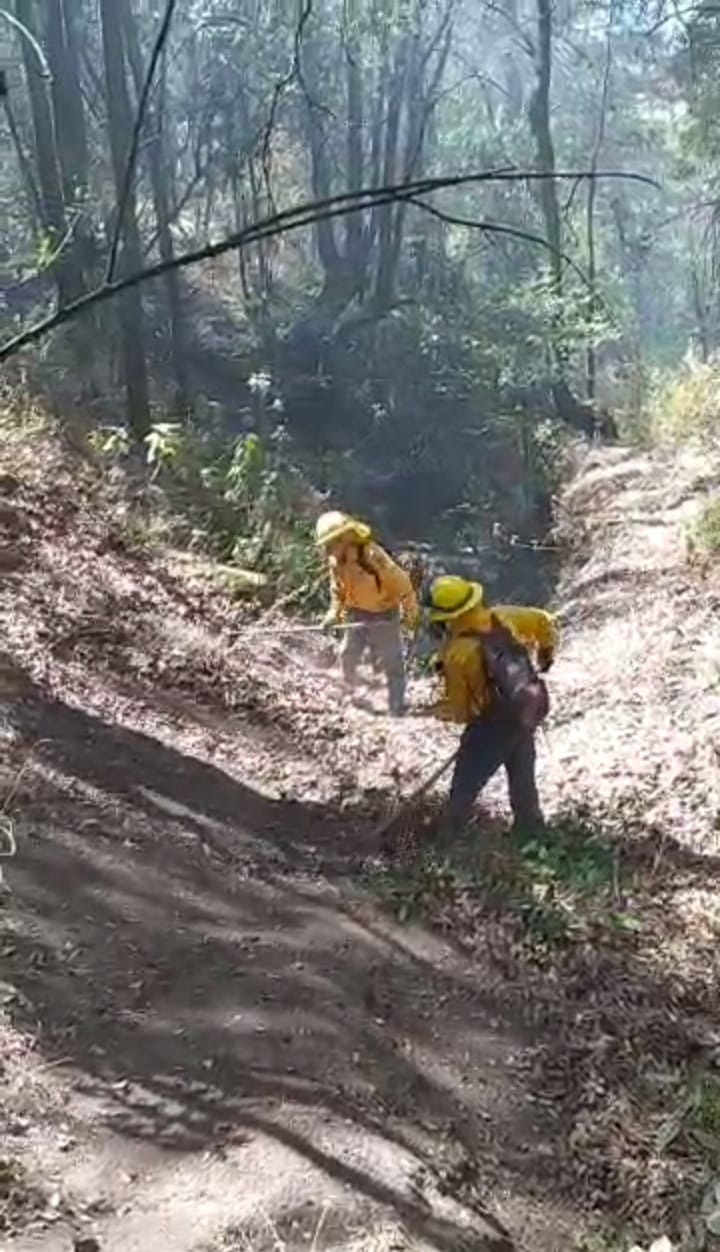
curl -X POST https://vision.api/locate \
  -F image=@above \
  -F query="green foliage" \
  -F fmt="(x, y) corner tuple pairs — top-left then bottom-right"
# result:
(506, 274), (619, 367)
(646, 357), (720, 449)
(514, 824), (615, 896)
(144, 422), (187, 473)
(95, 413), (322, 608)
(366, 855), (460, 925)
(656, 1067), (720, 1155)
(366, 816), (622, 948)
(688, 496), (720, 558)
(89, 425), (130, 458)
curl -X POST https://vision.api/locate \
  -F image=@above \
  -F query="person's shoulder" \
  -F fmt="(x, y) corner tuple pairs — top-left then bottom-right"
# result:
(369, 543), (404, 573)
(493, 604), (553, 626)
(443, 634), (481, 666)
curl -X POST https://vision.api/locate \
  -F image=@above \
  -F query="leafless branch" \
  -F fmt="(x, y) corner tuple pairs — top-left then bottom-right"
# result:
(0, 8), (51, 77)
(0, 167), (658, 363)
(639, 2), (720, 36)
(105, 0), (179, 284)
(260, 0), (329, 210)
(408, 195), (599, 295)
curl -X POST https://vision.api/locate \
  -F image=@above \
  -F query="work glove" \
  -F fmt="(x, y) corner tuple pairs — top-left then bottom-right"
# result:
(322, 609), (339, 631)
(537, 647), (554, 674)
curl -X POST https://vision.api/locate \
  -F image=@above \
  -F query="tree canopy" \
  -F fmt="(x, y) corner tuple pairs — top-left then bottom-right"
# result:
(0, 0), (716, 587)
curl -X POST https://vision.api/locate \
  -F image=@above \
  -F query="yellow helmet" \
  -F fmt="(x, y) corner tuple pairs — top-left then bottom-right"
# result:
(315, 510), (371, 548)
(428, 575), (484, 621)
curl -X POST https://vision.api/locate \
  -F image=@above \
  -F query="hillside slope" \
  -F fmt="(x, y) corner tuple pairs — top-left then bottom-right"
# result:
(1, 428), (720, 1252)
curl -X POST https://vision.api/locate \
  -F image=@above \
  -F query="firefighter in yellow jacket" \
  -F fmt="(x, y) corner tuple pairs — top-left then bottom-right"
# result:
(428, 574), (557, 837)
(316, 511), (418, 716)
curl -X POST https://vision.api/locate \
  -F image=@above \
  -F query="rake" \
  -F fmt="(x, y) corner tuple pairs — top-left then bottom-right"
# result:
(374, 746), (459, 850)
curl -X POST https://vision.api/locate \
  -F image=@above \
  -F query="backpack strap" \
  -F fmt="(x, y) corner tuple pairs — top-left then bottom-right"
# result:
(458, 620), (548, 730)
(355, 541), (383, 592)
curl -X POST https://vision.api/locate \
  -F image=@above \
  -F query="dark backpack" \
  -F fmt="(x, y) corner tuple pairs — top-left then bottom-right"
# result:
(461, 613), (549, 731)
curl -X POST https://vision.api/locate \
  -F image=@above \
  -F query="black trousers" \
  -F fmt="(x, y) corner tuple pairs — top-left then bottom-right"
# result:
(447, 709), (543, 830)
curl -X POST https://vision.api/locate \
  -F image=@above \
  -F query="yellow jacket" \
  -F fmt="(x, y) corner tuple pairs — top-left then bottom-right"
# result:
(435, 603), (557, 725)
(328, 542), (418, 625)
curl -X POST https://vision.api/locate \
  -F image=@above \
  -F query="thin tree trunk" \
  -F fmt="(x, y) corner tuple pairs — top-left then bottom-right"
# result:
(99, 0), (151, 439)
(373, 36), (408, 310)
(14, 0), (79, 303)
(118, 0), (187, 411)
(691, 262), (710, 362)
(344, 0), (365, 295)
(45, 0), (95, 301)
(2, 93), (42, 227)
(389, 10), (452, 296)
(586, 22), (612, 400)
(46, 0), (88, 202)
(528, 0), (563, 362)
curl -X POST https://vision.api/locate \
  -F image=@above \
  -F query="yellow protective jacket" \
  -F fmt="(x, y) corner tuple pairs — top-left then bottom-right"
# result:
(328, 542), (418, 626)
(435, 603), (557, 725)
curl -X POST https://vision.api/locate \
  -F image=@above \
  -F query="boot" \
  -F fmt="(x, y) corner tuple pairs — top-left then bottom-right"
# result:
(387, 673), (407, 718)
(510, 812), (547, 839)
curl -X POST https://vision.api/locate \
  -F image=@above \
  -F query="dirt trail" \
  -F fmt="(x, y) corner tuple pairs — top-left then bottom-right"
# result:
(0, 430), (575, 1252)
(0, 674), (566, 1252)
(2, 435), (720, 1250)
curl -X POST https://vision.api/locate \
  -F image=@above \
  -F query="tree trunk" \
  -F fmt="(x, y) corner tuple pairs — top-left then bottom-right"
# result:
(1, 93), (43, 227)
(373, 36), (408, 310)
(388, 10), (452, 300)
(690, 262), (710, 362)
(44, 0), (96, 301)
(344, 1), (366, 296)
(118, 0), (188, 412)
(99, 0), (151, 440)
(14, 0), (79, 304)
(45, 0), (88, 202)
(586, 24), (612, 400)
(528, 0), (563, 362)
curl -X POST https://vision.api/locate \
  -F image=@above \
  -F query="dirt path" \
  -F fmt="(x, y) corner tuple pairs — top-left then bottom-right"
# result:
(3, 437), (720, 1250)
(0, 669), (574, 1252)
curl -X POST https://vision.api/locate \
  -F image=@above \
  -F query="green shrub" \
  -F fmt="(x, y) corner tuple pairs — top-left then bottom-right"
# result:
(646, 356), (720, 448)
(94, 418), (323, 611)
(688, 495), (720, 557)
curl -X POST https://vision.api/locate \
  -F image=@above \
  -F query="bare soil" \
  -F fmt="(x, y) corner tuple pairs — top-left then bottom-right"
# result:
(1, 431), (720, 1252)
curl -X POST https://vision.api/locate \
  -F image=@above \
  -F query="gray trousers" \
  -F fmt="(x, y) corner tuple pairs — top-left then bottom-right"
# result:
(340, 609), (406, 715)
(447, 708), (543, 832)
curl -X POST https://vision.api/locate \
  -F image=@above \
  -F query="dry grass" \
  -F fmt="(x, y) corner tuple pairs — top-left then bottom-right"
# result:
(209, 1209), (418, 1252)
(2, 409), (720, 1246)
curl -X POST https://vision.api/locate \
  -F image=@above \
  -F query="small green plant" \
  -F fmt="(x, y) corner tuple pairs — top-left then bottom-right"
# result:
(693, 1073), (720, 1136)
(656, 1068), (720, 1154)
(144, 422), (187, 474)
(647, 356), (720, 449)
(365, 856), (458, 923)
(89, 424), (130, 458)
(365, 815), (621, 949)
(513, 822), (616, 896)
(688, 496), (720, 558)
(88, 406), (323, 608)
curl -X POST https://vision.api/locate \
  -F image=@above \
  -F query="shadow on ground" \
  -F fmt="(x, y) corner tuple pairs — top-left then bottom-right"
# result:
(1, 675), (718, 1246)
(0, 681), (540, 1251)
